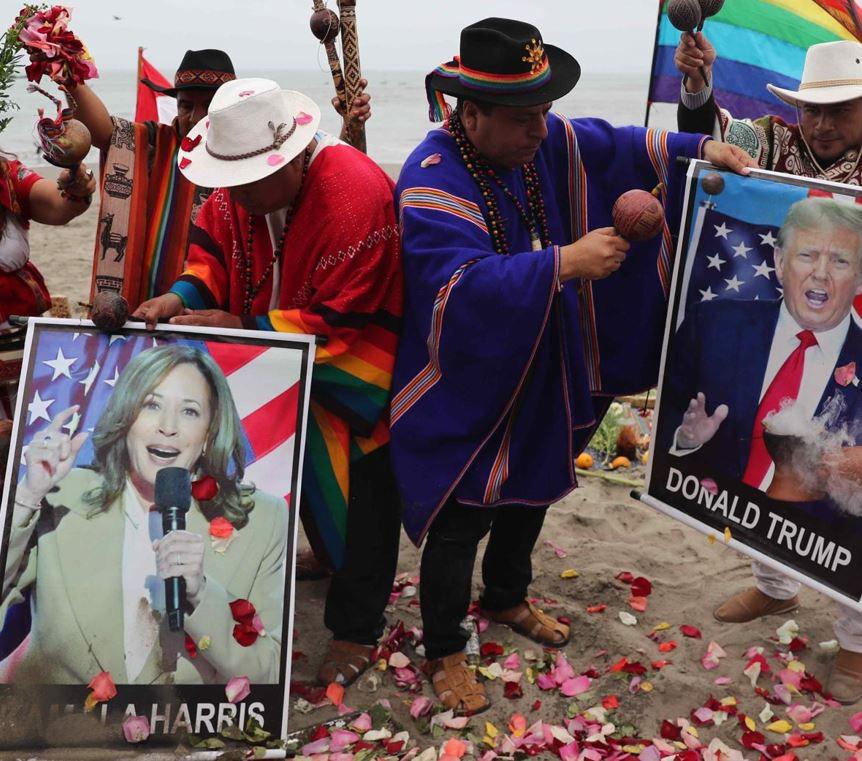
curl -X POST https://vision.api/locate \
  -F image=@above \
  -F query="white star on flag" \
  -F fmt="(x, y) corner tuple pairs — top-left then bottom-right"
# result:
(43, 347), (77, 381)
(104, 367), (121, 388)
(706, 253), (726, 271)
(731, 242), (751, 259)
(724, 275), (744, 293)
(759, 231), (777, 247)
(699, 286), (717, 302)
(752, 259), (775, 279)
(79, 360), (101, 396)
(714, 222), (732, 239)
(109, 335), (128, 345)
(28, 390), (54, 425)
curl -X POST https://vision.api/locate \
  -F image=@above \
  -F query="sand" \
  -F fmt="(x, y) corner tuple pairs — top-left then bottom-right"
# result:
(8, 204), (862, 759)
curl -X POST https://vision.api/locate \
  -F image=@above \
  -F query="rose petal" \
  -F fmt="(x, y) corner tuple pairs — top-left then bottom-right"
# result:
(122, 715), (150, 744)
(296, 111), (314, 125)
(225, 675), (250, 703)
(410, 696), (433, 719)
(267, 154), (285, 166)
(560, 675), (592, 697)
(420, 152), (442, 168)
(179, 157), (191, 169)
(388, 651), (410, 669)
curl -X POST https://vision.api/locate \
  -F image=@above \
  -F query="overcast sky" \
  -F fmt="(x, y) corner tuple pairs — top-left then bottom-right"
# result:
(64, 1), (662, 75)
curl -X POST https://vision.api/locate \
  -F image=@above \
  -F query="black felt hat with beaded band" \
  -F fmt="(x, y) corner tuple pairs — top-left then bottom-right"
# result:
(425, 17), (580, 120)
(141, 48), (236, 98)
(176, 78), (321, 189)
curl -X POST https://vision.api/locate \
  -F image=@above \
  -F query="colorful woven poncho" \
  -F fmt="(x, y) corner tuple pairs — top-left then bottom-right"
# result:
(170, 139), (402, 568)
(90, 119), (204, 309)
(392, 116), (709, 545)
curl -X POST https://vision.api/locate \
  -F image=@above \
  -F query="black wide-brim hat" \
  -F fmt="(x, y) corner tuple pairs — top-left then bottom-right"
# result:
(141, 48), (236, 98)
(425, 17), (580, 119)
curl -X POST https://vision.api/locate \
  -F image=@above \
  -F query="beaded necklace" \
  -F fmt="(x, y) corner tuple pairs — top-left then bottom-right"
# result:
(241, 146), (313, 314)
(448, 112), (551, 255)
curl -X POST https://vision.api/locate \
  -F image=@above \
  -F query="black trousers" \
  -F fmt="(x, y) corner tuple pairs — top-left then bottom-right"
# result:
(319, 445), (402, 645)
(420, 498), (548, 660)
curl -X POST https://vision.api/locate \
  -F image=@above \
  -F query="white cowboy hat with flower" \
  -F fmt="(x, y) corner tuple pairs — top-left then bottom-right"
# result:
(176, 77), (321, 188)
(768, 40), (862, 107)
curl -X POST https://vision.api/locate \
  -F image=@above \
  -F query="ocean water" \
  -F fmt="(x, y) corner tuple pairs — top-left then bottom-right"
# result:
(3, 68), (679, 169)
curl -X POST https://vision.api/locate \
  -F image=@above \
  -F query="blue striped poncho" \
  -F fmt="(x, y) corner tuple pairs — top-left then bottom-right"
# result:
(391, 114), (709, 545)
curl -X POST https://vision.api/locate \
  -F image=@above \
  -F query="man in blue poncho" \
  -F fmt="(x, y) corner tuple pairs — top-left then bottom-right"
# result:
(391, 17), (754, 714)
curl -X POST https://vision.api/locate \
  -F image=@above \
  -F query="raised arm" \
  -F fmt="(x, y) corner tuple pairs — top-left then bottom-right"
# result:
(675, 32), (718, 135)
(27, 164), (96, 225)
(64, 83), (114, 152)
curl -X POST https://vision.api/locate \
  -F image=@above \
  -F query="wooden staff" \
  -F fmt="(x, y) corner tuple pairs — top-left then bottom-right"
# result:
(337, 0), (367, 153)
(310, 1), (348, 115)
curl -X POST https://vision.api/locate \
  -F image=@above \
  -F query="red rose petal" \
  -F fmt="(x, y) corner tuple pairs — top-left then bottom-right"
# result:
(658, 640), (678, 653)
(184, 635), (198, 659)
(193, 475), (219, 502)
(480, 642), (504, 658)
(630, 576), (652, 597)
(586, 604), (607, 614)
(680, 624), (702, 639)
(179, 157), (191, 169)
(602, 695), (619, 709)
(616, 571), (634, 584)
(503, 681), (523, 699)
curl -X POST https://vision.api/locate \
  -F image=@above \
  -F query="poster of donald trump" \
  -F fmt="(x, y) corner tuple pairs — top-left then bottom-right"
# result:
(644, 162), (862, 609)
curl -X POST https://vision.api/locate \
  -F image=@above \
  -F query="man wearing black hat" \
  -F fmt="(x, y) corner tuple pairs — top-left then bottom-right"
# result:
(391, 17), (754, 714)
(59, 48), (370, 311)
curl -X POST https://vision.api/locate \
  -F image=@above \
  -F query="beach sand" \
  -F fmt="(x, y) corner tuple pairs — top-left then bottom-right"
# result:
(8, 210), (860, 759)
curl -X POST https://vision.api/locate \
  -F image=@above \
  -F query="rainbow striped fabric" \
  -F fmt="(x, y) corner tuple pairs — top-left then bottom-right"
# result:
(647, 0), (861, 123)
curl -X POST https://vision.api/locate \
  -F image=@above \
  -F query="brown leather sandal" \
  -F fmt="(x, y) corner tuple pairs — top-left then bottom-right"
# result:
(317, 640), (375, 686)
(424, 652), (490, 716)
(483, 600), (571, 647)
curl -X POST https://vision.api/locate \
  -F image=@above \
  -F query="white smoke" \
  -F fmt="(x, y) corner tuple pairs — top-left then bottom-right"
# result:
(763, 395), (862, 516)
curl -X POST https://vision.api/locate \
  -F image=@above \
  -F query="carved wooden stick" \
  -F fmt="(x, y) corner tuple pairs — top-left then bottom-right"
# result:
(336, 0), (367, 153)
(310, 0), (348, 116)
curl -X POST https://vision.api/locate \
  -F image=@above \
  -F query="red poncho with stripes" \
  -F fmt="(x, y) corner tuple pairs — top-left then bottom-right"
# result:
(170, 141), (402, 568)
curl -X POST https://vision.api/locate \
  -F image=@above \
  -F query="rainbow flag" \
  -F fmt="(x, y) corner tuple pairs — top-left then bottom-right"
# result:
(646, 0), (861, 125)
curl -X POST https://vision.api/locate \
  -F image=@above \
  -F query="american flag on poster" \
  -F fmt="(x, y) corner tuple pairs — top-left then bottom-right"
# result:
(681, 204), (783, 318)
(15, 328), (303, 506)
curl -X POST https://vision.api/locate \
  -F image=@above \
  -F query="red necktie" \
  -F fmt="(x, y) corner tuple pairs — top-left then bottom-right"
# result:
(742, 329), (818, 487)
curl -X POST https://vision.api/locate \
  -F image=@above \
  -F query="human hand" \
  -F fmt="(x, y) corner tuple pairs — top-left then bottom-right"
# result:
(677, 392), (728, 450)
(675, 31), (716, 93)
(132, 293), (184, 330)
(169, 308), (242, 329)
(332, 78), (371, 123)
(154, 529), (206, 609)
(20, 405), (89, 504)
(702, 141), (756, 175)
(57, 163), (96, 197)
(559, 227), (630, 281)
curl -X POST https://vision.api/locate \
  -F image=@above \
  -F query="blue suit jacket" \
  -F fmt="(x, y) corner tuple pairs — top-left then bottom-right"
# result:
(660, 299), (862, 479)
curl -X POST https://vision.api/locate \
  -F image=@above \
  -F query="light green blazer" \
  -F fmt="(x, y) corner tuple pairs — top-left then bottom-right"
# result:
(1, 468), (288, 685)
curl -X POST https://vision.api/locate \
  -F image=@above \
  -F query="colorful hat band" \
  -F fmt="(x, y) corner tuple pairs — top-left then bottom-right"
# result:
(425, 45), (552, 121)
(175, 68), (237, 89)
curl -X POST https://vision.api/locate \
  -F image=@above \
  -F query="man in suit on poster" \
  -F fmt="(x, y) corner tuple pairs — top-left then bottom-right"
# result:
(662, 195), (862, 701)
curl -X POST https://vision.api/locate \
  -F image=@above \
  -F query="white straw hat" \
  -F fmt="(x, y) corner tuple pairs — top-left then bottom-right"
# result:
(177, 77), (321, 188)
(768, 40), (862, 107)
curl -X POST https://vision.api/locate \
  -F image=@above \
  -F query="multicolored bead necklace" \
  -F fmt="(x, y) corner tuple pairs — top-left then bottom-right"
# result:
(241, 146), (312, 314)
(448, 112), (551, 255)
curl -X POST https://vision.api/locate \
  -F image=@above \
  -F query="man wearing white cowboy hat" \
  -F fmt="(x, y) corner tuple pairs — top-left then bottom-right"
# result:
(132, 78), (403, 689)
(676, 34), (862, 703)
(47, 35), (371, 312)
(676, 35), (862, 183)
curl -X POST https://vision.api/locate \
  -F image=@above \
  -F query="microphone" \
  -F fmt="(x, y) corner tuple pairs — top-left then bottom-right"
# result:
(155, 467), (192, 632)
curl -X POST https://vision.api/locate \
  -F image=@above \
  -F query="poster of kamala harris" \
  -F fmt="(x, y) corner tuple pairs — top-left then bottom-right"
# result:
(642, 160), (862, 608)
(0, 318), (313, 746)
